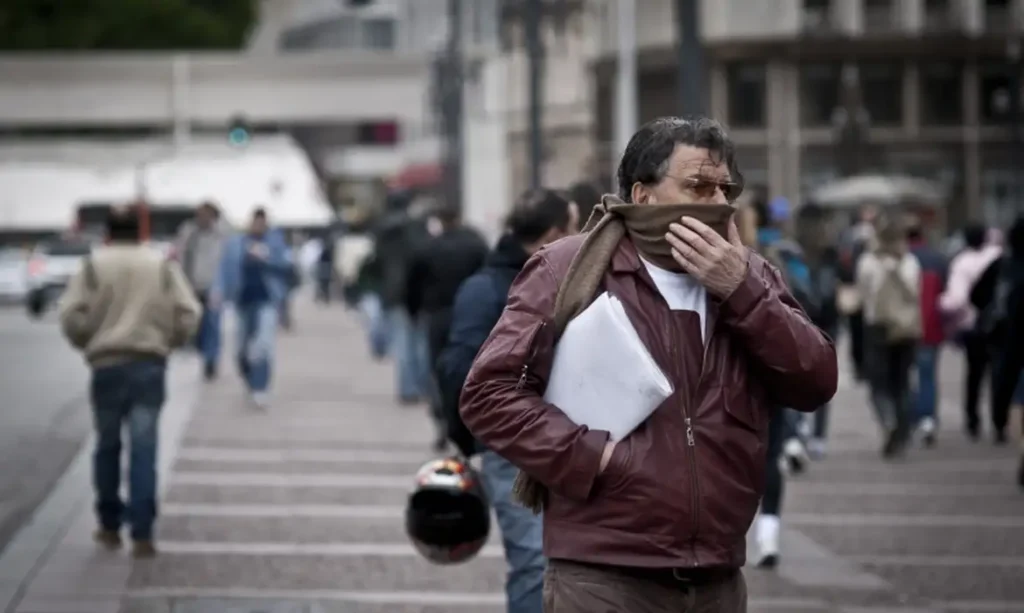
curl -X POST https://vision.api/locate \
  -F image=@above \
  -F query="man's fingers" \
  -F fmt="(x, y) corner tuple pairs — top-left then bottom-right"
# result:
(671, 248), (700, 275)
(668, 222), (712, 252)
(666, 231), (709, 268)
(681, 216), (728, 248)
(727, 215), (744, 248)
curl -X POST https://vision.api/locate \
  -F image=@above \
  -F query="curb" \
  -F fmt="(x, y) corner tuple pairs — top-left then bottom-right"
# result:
(0, 353), (202, 613)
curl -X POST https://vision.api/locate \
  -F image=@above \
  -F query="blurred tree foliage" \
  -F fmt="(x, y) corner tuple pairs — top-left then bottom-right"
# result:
(0, 0), (258, 50)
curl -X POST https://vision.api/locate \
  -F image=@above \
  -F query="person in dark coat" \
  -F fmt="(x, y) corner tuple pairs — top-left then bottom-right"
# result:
(372, 191), (432, 403)
(973, 217), (1024, 464)
(405, 205), (489, 451)
(436, 188), (577, 613)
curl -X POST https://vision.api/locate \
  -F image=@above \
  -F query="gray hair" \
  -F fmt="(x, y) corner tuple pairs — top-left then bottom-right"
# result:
(616, 116), (744, 203)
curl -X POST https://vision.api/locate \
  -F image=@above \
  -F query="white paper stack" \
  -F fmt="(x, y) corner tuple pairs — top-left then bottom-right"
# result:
(543, 292), (674, 441)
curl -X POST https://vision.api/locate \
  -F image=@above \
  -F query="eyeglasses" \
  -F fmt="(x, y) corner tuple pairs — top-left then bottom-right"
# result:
(669, 175), (742, 203)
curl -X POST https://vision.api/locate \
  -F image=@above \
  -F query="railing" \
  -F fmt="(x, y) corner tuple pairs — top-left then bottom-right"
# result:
(864, 4), (897, 33)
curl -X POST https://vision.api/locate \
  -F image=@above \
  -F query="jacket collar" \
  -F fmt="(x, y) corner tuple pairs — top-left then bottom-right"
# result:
(610, 235), (643, 273)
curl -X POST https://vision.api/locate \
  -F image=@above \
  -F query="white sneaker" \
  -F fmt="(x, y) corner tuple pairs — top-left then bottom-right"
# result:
(250, 392), (270, 411)
(783, 438), (809, 475)
(755, 514), (780, 568)
(919, 417), (937, 447)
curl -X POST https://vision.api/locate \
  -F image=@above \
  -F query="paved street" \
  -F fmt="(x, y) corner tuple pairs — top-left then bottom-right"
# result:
(1, 297), (1022, 613)
(0, 307), (91, 551)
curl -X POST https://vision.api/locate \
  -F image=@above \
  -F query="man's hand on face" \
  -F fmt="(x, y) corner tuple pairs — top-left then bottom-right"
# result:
(666, 215), (749, 299)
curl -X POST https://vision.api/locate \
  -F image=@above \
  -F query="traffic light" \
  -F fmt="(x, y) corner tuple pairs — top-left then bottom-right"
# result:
(227, 116), (251, 147)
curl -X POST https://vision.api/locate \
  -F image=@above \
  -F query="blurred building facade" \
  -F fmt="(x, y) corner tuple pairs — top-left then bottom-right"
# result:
(495, 0), (1024, 228)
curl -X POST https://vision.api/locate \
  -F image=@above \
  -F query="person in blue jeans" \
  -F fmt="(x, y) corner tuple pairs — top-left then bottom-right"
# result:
(59, 207), (200, 557)
(908, 223), (948, 446)
(437, 188), (578, 613)
(212, 208), (294, 410)
(175, 202), (229, 380)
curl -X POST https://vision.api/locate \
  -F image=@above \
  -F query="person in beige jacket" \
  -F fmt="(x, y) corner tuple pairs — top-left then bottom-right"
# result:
(59, 207), (200, 558)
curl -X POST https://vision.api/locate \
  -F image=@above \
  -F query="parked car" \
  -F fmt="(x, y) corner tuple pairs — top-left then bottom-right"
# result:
(0, 248), (29, 305)
(25, 238), (93, 319)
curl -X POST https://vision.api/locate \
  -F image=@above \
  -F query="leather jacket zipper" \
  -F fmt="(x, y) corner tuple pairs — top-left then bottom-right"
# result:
(671, 321), (702, 567)
(515, 322), (546, 390)
(686, 323), (715, 566)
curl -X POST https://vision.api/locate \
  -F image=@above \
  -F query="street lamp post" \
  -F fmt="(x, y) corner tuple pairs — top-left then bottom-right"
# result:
(440, 0), (465, 213)
(613, 0), (638, 193)
(525, 0), (545, 189)
(674, 0), (706, 115)
(1008, 39), (1024, 218)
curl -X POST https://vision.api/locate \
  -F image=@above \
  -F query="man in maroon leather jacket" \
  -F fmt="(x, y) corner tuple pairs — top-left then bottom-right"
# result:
(459, 117), (838, 612)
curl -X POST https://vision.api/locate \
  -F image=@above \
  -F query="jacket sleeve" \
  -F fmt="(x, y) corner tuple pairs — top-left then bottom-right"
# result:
(166, 261), (202, 348)
(459, 252), (610, 501)
(718, 254), (838, 412)
(58, 268), (98, 350)
(437, 274), (500, 457)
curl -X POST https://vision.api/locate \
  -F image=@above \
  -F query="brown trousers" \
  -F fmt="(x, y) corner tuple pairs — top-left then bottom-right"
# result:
(543, 559), (747, 613)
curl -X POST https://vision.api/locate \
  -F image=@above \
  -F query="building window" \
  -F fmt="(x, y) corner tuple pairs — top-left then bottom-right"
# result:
(985, 0), (1011, 32)
(864, 0), (894, 32)
(924, 0), (953, 31)
(726, 63), (767, 128)
(919, 62), (963, 125)
(979, 62), (1017, 124)
(800, 62), (842, 126)
(860, 62), (903, 125)
(802, 0), (832, 31)
(362, 17), (395, 50)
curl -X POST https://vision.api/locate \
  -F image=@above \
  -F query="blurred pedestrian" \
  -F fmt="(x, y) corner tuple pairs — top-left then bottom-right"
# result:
(315, 230), (336, 304)
(59, 206), (200, 558)
(175, 201), (228, 381)
(972, 218), (1024, 454)
(856, 213), (921, 458)
(460, 116), (837, 612)
(838, 205), (879, 381)
(907, 221), (948, 446)
(373, 192), (432, 404)
(437, 188), (578, 613)
(940, 223), (1003, 440)
(350, 252), (389, 359)
(211, 208), (295, 410)
(567, 181), (601, 227)
(406, 204), (488, 452)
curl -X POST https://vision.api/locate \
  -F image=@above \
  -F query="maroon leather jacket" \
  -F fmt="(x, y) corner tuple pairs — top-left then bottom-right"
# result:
(460, 234), (838, 570)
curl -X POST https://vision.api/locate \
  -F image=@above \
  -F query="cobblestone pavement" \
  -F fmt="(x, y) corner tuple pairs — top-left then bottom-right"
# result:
(2, 297), (1023, 613)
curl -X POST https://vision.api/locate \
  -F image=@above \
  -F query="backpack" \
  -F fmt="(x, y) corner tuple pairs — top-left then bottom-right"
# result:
(872, 258), (922, 343)
(978, 263), (1012, 341)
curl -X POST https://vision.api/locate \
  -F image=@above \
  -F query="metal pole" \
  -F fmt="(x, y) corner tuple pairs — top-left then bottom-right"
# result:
(675, 0), (706, 115)
(614, 0), (638, 194)
(1010, 39), (1023, 218)
(444, 0), (464, 212)
(525, 0), (545, 189)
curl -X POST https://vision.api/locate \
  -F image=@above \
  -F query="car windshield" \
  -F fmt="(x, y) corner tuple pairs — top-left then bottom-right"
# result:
(42, 241), (92, 257)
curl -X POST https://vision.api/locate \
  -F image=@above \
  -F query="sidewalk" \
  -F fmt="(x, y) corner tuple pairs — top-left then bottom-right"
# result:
(2, 297), (1023, 613)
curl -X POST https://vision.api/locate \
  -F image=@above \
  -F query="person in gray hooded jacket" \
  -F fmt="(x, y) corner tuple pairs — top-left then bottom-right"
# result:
(176, 201), (229, 380)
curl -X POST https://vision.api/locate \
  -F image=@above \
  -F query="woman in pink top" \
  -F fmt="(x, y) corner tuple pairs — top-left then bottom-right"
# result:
(939, 225), (1003, 439)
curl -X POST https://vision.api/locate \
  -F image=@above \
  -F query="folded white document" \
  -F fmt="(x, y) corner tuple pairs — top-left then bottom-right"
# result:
(543, 292), (674, 441)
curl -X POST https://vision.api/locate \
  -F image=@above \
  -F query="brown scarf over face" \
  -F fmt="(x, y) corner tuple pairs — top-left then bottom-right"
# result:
(512, 194), (735, 512)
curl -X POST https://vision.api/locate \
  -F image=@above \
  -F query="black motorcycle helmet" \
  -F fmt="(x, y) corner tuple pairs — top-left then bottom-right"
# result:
(405, 457), (491, 565)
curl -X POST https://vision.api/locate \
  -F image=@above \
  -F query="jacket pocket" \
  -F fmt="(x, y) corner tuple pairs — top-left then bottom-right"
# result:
(722, 383), (765, 434)
(470, 308), (550, 389)
(594, 435), (633, 495)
